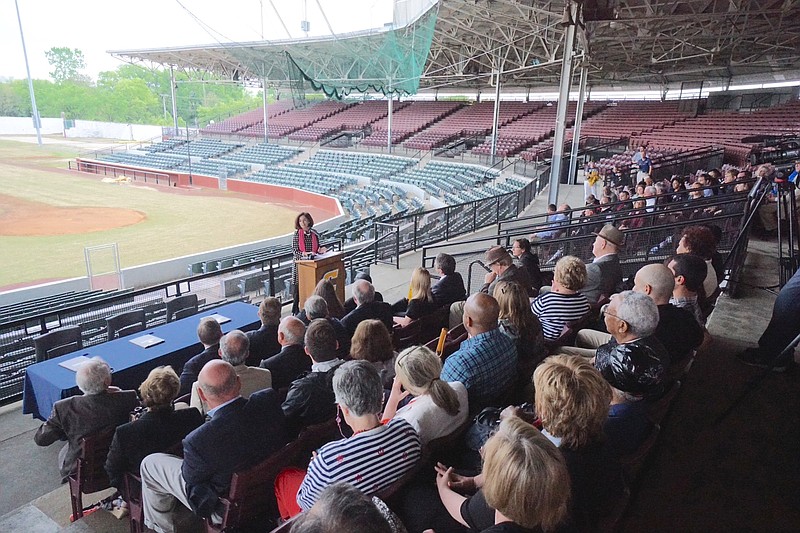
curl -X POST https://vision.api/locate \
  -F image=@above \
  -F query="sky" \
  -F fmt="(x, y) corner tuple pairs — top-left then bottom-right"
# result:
(1, 0), (394, 81)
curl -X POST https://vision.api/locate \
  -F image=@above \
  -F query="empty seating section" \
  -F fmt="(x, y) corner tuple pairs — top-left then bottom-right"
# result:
(288, 101), (407, 141)
(175, 158), (251, 178)
(362, 101), (464, 146)
(168, 139), (243, 158)
(293, 150), (416, 179)
(387, 161), (501, 203)
(97, 151), (187, 170)
(143, 139), (186, 153)
(631, 100), (800, 166)
(404, 101), (541, 151)
(201, 102), (295, 135)
(219, 143), (302, 166)
(239, 101), (352, 139)
(579, 100), (694, 141)
(471, 101), (581, 157)
(246, 166), (357, 195)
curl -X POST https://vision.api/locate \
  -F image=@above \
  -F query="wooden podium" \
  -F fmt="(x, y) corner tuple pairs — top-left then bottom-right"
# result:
(296, 251), (346, 311)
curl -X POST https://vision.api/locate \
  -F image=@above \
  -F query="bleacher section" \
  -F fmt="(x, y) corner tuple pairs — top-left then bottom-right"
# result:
(291, 150), (416, 179)
(168, 139), (243, 158)
(218, 143), (303, 166)
(239, 101), (352, 139)
(579, 100), (694, 141)
(386, 160), (500, 201)
(288, 100), (407, 142)
(142, 139), (186, 153)
(631, 100), (800, 166)
(246, 166), (358, 195)
(98, 151), (187, 170)
(361, 101), (464, 146)
(200, 102), (295, 135)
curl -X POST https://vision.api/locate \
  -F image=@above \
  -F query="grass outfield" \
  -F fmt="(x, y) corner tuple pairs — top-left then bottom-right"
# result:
(0, 138), (300, 289)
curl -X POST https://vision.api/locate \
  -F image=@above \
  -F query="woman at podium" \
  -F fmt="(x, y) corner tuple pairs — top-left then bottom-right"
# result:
(292, 212), (327, 313)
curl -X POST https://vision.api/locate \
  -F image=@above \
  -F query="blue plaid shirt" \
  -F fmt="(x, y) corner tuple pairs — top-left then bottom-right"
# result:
(440, 327), (518, 410)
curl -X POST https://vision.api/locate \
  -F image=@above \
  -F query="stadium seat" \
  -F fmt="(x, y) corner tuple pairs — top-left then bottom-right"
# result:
(68, 428), (115, 520)
(165, 294), (199, 323)
(106, 310), (146, 341)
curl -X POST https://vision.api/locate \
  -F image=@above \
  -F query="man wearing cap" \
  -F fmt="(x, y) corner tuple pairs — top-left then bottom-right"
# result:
(581, 224), (624, 303)
(480, 245), (533, 297)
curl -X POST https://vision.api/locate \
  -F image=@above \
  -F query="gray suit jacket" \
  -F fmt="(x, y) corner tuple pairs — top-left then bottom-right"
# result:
(34, 390), (140, 480)
(582, 253), (623, 303)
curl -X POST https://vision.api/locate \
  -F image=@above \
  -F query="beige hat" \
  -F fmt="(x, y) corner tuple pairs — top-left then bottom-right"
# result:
(485, 245), (511, 266)
(592, 224), (625, 247)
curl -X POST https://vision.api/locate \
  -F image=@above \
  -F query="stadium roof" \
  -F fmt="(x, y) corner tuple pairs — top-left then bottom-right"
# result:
(109, 0), (800, 95)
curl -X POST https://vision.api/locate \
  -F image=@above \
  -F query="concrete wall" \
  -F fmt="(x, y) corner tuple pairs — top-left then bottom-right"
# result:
(65, 120), (162, 141)
(0, 117), (64, 135)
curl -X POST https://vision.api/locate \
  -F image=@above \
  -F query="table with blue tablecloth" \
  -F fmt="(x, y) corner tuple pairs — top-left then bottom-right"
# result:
(22, 301), (261, 421)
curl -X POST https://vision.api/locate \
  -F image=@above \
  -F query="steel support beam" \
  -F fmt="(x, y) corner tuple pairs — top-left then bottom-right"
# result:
(262, 80), (269, 144)
(567, 65), (589, 186)
(387, 93), (394, 154)
(547, 2), (578, 205)
(490, 65), (502, 165)
(170, 66), (179, 134)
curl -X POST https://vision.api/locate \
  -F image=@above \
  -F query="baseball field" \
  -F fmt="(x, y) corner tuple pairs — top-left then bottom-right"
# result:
(0, 137), (305, 291)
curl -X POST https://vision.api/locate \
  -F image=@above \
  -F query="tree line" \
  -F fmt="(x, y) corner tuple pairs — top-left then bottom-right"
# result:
(0, 47), (263, 127)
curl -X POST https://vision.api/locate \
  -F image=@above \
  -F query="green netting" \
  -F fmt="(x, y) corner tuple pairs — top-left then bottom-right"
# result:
(284, 5), (436, 99)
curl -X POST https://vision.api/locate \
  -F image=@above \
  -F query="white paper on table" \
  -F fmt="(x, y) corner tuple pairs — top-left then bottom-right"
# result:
(58, 355), (92, 372)
(207, 313), (231, 324)
(129, 334), (165, 349)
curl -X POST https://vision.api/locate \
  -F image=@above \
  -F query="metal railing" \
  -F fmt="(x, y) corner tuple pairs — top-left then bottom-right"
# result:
(68, 160), (174, 186)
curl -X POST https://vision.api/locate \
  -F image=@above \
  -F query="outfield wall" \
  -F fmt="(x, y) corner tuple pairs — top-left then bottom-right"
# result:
(0, 117), (64, 135)
(0, 117), (162, 140)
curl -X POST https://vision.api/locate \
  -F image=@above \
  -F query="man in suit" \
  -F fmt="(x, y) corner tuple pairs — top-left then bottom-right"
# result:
(260, 316), (310, 390)
(431, 253), (467, 307)
(190, 330), (272, 414)
(141, 360), (288, 533)
(245, 297), (282, 366)
(34, 357), (139, 482)
(341, 280), (393, 336)
(343, 272), (384, 314)
(282, 319), (344, 436)
(582, 224), (624, 303)
(304, 295), (350, 359)
(178, 317), (223, 396)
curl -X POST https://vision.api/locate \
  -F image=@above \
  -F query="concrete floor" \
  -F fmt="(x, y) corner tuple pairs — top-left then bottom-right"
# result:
(2, 184), (797, 532)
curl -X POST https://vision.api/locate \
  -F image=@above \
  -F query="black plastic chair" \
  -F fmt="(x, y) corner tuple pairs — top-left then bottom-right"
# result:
(34, 326), (83, 362)
(166, 294), (199, 323)
(106, 309), (146, 341)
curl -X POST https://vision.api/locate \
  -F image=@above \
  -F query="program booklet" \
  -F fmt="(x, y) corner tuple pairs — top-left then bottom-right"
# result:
(129, 334), (165, 349)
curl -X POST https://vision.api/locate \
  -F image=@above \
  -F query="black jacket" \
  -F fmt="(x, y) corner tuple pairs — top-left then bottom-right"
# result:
(178, 344), (220, 397)
(105, 407), (204, 489)
(431, 273), (467, 307)
(245, 324), (280, 367)
(518, 251), (543, 291)
(341, 301), (394, 336)
(260, 344), (311, 390)
(281, 361), (343, 437)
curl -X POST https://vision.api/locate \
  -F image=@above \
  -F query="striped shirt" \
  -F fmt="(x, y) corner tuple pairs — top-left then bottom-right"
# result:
(531, 292), (590, 340)
(296, 417), (421, 511)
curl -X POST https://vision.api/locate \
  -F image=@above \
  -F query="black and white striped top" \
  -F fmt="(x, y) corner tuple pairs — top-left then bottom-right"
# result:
(531, 291), (591, 340)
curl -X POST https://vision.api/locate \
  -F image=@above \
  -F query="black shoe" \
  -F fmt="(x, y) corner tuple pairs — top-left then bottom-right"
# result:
(736, 348), (789, 372)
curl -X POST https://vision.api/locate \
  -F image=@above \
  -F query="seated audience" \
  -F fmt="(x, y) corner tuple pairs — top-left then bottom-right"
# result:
(245, 297), (281, 366)
(667, 253), (708, 325)
(190, 329), (271, 414)
(531, 255), (590, 340)
(34, 357), (139, 482)
(633, 264), (704, 369)
(510, 238), (543, 292)
(342, 279), (394, 336)
(382, 345), (469, 445)
(532, 203), (569, 240)
(343, 272), (384, 314)
(393, 267), (438, 327)
(282, 319), (344, 436)
(350, 319), (396, 388)
(441, 293), (517, 412)
(178, 317), (223, 396)
(431, 253), (467, 307)
(676, 225), (719, 298)
(493, 281), (546, 390)
(290, 482), (395, 533)
(618, 199), (649, 230)
(259, 316), (310, 390)
(582, 224), (624, 303)
(105, 366), (203, 490)
(433, 416), (571, 533)
(275, 361), (422, 518)
(141, 360), (288, 532)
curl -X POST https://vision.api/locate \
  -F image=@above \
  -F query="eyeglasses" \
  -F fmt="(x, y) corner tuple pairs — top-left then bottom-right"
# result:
(335, 404), (346, 438)
(600, 303), (622, 321)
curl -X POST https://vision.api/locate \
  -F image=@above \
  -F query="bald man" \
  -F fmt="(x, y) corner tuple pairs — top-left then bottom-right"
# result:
(260, 316), (311, 389)
(440, 293), (517, 412)
(141, 360), (288, 533)
(633, 264), (704, 368)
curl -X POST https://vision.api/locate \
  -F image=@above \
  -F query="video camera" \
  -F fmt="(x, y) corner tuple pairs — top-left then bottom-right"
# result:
(745, 134), (800, 166)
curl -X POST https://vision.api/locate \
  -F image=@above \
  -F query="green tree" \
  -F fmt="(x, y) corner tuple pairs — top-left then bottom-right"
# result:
(45, 47), (90, 84)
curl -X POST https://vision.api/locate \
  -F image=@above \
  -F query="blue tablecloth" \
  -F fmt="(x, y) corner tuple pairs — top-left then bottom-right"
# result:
(22, 302), (261, 421)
